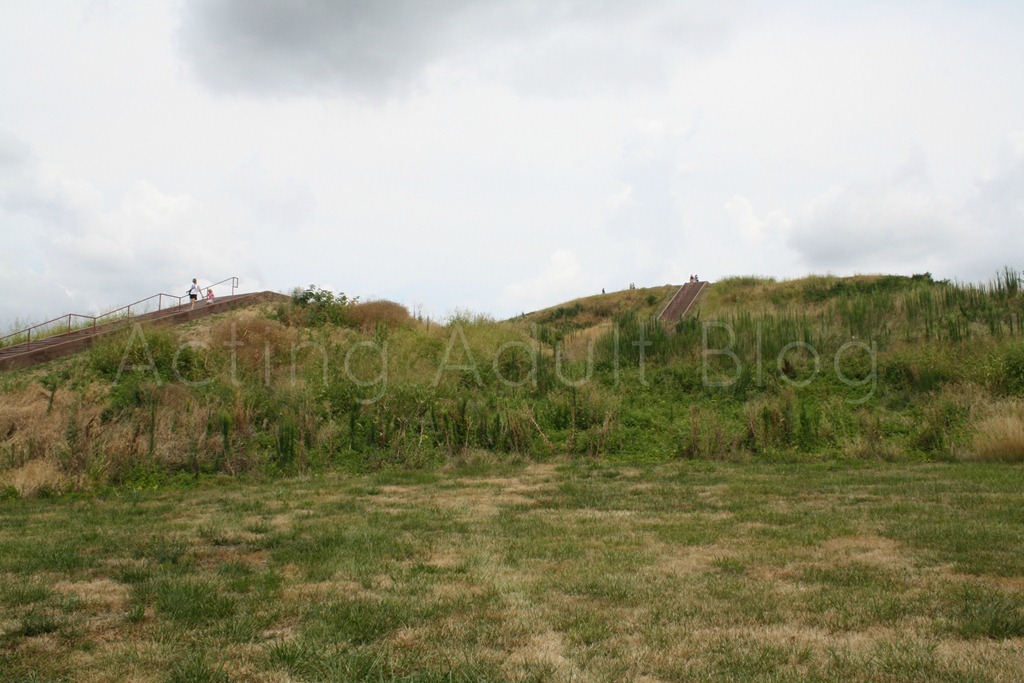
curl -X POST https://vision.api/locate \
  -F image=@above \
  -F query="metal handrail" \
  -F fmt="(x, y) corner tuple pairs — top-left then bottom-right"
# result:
(92, 292), (184, 327)
(0, 313), (100, 352)
(0, 276), (241, 351)
(205, 276), (239, 298)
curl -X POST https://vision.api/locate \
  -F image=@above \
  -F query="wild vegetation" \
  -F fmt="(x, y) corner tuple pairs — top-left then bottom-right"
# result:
(1, 271), (1023, 495)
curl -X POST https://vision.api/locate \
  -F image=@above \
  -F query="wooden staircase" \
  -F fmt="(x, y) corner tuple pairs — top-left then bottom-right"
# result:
(0, 291), (289, 372)
(658, 281), (708, 324)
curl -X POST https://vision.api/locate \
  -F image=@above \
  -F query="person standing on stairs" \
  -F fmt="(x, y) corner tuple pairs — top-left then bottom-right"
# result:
(187, 278), (201, 309)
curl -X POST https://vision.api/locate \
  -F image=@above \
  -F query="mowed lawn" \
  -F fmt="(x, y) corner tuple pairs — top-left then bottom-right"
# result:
(2, 461), (1024, 682)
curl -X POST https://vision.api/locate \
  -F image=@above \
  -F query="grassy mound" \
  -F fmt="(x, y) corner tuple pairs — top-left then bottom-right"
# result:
(1, 271), (1023, 494)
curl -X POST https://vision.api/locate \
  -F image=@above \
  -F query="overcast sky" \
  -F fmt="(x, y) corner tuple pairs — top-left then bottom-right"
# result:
(2, 0), (1022, 328)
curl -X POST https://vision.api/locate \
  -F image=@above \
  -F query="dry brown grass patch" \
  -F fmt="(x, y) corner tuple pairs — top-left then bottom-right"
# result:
(818, 535), (908, 570)
(558, 323), (611, 358)
(208, 315), (297, 370)
(0, 458), (68, 496)
(968, 400), (1024, 462)
(347, 300), (412, 332)
(52, 579), (129, 613)
(503, 630), (579, 681)
(0, 385), (92, 474)
(284, 578), (376, 603)
(649, 544), (725, 576)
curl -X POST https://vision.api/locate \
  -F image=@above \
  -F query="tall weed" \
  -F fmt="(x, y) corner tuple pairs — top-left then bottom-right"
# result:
(968, 401), (1024, 462)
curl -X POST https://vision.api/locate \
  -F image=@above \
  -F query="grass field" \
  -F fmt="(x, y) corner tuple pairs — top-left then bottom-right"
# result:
(2, 459), (1023, 682)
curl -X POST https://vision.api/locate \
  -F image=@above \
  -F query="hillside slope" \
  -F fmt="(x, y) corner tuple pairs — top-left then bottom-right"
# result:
(518, 284), (678, 329)
(2, 272), (1023, 495)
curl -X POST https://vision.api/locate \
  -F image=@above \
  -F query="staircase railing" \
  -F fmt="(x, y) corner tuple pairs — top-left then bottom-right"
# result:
(0, 314), (100, 352)
(0, 277), (241, 351)
(206, 276), (239, 298)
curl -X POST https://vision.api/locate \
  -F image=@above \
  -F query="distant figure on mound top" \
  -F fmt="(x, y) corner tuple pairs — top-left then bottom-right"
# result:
(206, 288), (215, 304)
(187, 278), (201, 309)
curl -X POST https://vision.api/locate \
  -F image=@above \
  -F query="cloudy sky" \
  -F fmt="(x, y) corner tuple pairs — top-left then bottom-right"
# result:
(2, 1), (1022, 327)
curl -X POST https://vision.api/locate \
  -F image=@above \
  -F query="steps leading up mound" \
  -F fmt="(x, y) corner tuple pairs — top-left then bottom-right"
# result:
(658, 281), (708, 323)
(0, 291), (290, 372)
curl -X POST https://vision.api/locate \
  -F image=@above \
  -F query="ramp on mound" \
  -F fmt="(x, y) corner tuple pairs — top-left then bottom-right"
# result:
(658, 281), (708, 324)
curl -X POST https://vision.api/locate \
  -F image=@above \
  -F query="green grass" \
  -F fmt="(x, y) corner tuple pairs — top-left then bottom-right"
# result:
(949, 584), (1024, 639)
(166, 651), (231, 683)
(2, 461), (1024, 681)
(150, 577), (237, 627)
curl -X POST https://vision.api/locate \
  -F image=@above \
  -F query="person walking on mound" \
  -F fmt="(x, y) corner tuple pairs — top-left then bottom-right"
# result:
(187, 278), (201, 310)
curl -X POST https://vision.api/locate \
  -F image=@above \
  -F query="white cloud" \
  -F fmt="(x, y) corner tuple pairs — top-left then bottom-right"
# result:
(500, 250), (597, 314)
(786, 131), (1024, 281)
(0, 152), (254, 324)
(724, 194), (765, 242)
(959, 138), (1024, 278)
(788, 182), (964, 273)
(1010, 130), (1024, 158)
(178, 0), (752, 99)
(606, 183), (635, 211)
(0, 129), (30, 171)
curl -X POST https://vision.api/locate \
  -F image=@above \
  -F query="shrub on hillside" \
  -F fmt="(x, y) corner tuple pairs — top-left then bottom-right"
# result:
(288, 285), (353, 326)
(998, 344), (1024, 395)
(347, 300), (412, 332)
(882, 353), (954, 394)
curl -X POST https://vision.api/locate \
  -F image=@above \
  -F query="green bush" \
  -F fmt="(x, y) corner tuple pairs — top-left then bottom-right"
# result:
(999, 344), (1024, 395)
(290, 285), (353, 326)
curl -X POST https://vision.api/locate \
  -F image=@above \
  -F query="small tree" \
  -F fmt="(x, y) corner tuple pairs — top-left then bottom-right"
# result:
(291, 285), (355, 325)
